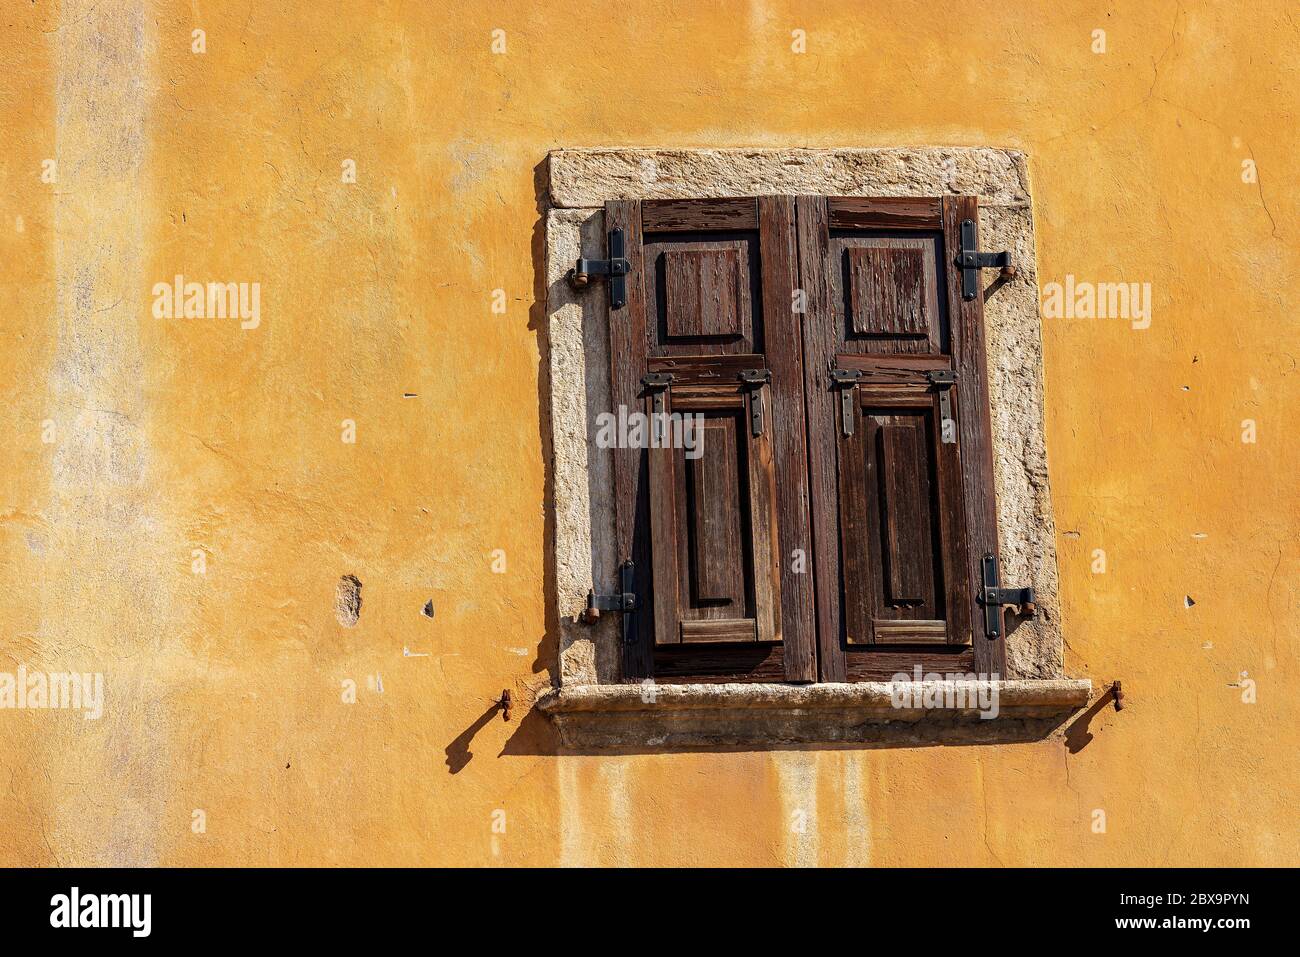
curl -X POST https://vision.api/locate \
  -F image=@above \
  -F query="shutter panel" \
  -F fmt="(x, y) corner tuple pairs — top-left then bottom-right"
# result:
(797, 195), (1004, 680)
(837, 376), (971, 646)
(607, 197), (816, 681)
(651, 380), (777, 645)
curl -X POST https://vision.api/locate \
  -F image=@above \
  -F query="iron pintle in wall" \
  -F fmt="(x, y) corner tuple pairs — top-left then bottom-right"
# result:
(570, 227), (631, 309)
(956, 218), (1013, 301)
(978, 552), (1036, 639)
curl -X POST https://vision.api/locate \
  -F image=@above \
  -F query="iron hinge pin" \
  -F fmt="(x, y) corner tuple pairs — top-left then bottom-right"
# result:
(738, 368), (771, 436)
(569, 227), (631, 309)
(956, 218), (1013, 301)
(830, 368), (862, 436)
(977, 552), (1036, 638)
(583, 560), (639, 647)
(926, 369), (958, 443)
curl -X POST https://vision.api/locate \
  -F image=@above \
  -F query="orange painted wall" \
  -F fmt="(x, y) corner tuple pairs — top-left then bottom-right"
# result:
(0, 0), (1294, 866)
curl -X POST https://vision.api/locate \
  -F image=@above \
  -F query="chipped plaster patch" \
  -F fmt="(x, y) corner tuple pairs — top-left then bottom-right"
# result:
(544, 148), (1062, 686)
(335, 575), (363, 627)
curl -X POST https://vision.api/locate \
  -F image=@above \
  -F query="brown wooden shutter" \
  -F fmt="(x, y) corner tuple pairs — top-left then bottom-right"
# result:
(796, 196), (1005, 681)
(607, 197), (816, 682)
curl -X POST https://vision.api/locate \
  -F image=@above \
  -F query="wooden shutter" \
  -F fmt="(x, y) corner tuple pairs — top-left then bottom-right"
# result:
(797, 196), (1005, 681)
(837, 371), (971, 646)
(607, 197), (816, 682)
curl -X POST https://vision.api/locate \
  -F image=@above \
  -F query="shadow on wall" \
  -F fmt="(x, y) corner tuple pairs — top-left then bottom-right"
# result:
(526, 155), (563, 691)
(447, 689), (1088, 768)
(442, 704), (558, 774)
(1064, 683), (1120, 755)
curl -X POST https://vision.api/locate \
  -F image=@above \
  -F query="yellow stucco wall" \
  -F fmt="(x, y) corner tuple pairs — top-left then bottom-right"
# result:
(0, 0), (1295, 866)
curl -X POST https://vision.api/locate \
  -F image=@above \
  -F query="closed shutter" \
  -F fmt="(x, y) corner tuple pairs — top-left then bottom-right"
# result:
(837, 371), (971, 647)
(606, 197), (816, 682)
(796, 196), (1005, 680)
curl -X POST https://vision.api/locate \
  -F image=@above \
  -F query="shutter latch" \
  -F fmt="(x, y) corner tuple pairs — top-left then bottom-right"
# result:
(569, 227), (631, 309)
(583, 559), (639, 646)
(926, 369), (958, 443)
(830, 368), (862, 436)
(956, 219), (1014, 301)
(738, 368), (771, 436)
(977, 553), (1036, 638)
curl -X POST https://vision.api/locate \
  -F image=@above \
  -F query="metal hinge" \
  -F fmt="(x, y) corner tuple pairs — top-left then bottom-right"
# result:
(926, 369), (958, 444)
(641, 372), (674, 442)
(830, 368), (862, 436)
(583, 559), (639, 646)
(956, 219), (1012, 301)
(569, 227), (631, 309)
(641, 372), (673, 405)
(977, 553), (1036, 638)
(738, 368), (771, 436)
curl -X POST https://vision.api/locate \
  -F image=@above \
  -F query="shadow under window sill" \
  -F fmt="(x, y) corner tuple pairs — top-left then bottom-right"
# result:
(535, 679), (1091, 751)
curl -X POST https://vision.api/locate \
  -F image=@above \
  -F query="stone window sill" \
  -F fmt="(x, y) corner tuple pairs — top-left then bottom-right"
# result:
(536, 679), (1092, 750)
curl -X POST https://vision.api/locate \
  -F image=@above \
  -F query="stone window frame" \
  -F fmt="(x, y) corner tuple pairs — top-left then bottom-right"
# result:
(539, 149), (1089, 747)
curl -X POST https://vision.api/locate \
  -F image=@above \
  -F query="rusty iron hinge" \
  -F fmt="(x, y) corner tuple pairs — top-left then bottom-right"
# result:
(641, 373), (674, 443)
(926, 369), (958, 444)
(738, 368), (771, 436)
(977, 553), (1036, 638)
(583, 559), (639, 646)
(569, 227), (630, 309)
(956, 218), (1014, 301)
(830, 368), (862, 436)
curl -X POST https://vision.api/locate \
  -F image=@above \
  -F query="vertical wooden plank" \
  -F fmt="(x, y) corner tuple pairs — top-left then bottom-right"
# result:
(648, 390), (680, 645)
(942, 197), (1005, 675)
(795, 195), (846, 681)
(758, 196), (817, 682)
(747, 408), (780, 644)
(836, 392), (874, 646)
(664, 250), (704, 338)
(932, 391), (974, 645)
(689, 418), (743, 603)
(606, 200), (654, 679)
(880, 421), (934, 606)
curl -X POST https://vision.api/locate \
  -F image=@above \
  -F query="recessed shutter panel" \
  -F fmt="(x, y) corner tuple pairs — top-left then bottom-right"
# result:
(837, 374), (971, 646)
(650, 368), (777, 646)
(797, 196), (1004, 680)
(607, 197), (816, 681)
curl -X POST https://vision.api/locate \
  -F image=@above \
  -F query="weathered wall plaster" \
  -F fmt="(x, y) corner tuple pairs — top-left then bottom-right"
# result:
(1, 0), (1294, 867)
